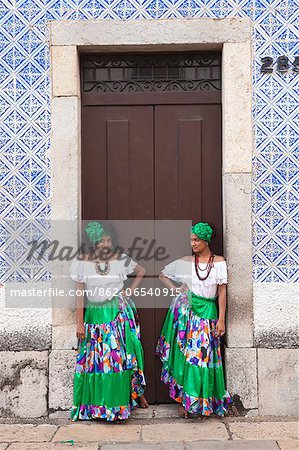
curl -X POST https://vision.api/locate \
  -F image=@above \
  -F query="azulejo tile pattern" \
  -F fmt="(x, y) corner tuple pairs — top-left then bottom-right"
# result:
(0, 0), (298, 283)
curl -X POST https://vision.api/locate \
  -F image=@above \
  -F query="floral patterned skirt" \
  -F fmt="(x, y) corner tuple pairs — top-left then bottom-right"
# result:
(70, 294), (146, 422)
(156, 291), (231, 416)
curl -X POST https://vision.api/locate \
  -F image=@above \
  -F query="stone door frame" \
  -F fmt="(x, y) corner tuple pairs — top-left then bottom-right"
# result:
(49, 18), (254, 410)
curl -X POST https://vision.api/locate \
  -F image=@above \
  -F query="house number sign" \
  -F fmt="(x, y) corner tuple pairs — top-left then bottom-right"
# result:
(261, 56), (299, 73)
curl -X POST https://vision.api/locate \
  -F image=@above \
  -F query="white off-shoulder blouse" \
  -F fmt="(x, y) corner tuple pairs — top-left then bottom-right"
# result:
(69, 253), (137, 302)
(161, 258), (228, 298)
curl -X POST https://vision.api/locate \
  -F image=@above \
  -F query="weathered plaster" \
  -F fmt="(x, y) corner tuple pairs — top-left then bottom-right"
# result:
(258, 348), (299, 416)
(0, 284), (51, 351)
(225, 348), (258, 409)
(49, 350), (75, 410)
(254, 284), (299, 348)
(0, 351), (48, 418)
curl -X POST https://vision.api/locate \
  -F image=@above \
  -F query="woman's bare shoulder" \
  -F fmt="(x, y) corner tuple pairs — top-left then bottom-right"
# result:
(213, 255), (225, 262)
(180, 255), (193, 262)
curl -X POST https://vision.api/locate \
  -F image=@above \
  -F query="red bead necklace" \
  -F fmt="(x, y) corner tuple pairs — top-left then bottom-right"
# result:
(194, 252), (215, 281)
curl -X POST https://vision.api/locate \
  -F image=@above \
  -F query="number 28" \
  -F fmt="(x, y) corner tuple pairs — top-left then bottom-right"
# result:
(261, 56), (299, 73)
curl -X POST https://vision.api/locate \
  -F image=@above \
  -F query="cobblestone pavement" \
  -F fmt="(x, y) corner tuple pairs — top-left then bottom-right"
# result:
(0, 406), (298, 450)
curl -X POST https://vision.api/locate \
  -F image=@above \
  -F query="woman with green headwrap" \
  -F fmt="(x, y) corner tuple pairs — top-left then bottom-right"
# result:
(156, 221), (231, 418)
(69, 221), (148, 422)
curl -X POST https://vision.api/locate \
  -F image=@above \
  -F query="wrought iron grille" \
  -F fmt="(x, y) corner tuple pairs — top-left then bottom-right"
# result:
(81, 52), (221, 93)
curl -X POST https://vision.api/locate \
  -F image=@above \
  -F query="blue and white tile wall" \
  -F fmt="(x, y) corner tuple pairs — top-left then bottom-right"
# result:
(0, 0), (298, 283)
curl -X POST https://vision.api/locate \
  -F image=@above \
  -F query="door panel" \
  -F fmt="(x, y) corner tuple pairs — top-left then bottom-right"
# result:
(155, 105), (222, 234)
(82, 105), (156, 401)
(82, 106), (154, 220)
(154, 104), (222, 402)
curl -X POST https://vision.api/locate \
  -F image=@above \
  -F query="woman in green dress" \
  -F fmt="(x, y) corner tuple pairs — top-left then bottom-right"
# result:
(156, 221), (231, 418)
(70, 221), (148, 421)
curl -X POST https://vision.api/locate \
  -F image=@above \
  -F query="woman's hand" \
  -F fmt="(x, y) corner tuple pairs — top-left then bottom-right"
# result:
(76, 323), (85, 340)
(178, 283), (188, 293)
(215, 319), (225, 337)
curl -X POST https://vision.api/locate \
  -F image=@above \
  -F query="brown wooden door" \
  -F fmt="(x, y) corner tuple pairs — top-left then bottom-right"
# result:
(82, 105), (157, 401)
(154, 104), (222, 402)
(81, 103), (222, 403)
(81, 49), (222, 403)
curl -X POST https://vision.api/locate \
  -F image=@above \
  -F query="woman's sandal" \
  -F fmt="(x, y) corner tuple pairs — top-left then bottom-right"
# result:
(178, 404), (188, 418)
(138, 394), (149, 409)
(178, 404), (199, 419)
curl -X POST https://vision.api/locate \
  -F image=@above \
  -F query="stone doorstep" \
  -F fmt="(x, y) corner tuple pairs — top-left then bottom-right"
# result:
(47, 406), (298, 423)
(49, 404), (179, 420)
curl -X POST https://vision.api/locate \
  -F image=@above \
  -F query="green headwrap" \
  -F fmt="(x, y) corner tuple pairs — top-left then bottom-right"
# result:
(84, 221), (105, 245)
(190, 222), (213, 243)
